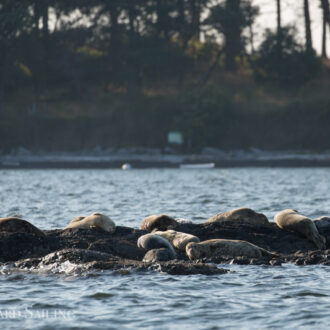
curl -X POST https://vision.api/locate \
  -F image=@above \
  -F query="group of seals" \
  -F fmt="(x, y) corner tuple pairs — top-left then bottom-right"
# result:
(138, 211), (275, 261)
(137, 207), (328, 262)
(0, 207), (327, 266)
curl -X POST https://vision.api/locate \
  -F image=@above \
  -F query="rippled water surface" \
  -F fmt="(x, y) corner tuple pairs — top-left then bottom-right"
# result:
(1, 168), (330, 329)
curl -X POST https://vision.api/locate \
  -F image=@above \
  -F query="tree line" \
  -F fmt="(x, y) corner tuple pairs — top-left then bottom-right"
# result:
(0, 0), (329, 113)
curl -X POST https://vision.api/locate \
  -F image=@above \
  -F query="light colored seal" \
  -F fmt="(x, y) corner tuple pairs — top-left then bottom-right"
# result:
(185, 239), (275, 260)
(140, 214), (178, 231)
(153, 229), (200, 251)
(205, 207), (269, 226)
(65, 213), (116, 233)
(0, 217), (45, 237)
(137, 233), (176, 257)
(274, 209), (326, 250)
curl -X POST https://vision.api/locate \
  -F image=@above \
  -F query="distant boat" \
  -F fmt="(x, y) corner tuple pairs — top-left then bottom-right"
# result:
(121, 163), (132, 170)
(179, 163), (215, 169)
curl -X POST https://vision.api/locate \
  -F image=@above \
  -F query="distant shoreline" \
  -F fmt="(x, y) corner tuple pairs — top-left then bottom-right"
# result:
(2, 158), (330, 169)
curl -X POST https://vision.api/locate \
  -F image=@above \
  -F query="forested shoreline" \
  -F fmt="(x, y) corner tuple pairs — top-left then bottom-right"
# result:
(0, 0), (330, 152)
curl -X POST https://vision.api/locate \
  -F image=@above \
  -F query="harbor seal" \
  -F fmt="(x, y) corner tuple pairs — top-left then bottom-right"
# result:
(274, 209), (326, 250)
(153, 230), (200, 251)
(65, 213), (116, 233)
(0, 217), (45, 237)
(142, 248), (176, 262)
(185, 239), (274, 260)
(205, 207), (269, 226)
(137, 233), (176, 257)
(140, 214), (178, 231)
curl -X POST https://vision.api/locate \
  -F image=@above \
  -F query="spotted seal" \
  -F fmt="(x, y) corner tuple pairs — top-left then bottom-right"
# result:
(137, 233), (176, 258)
(0, 217), (45, 237)
(153, 230), (200, 251)
(274, 209), (326, 250)
(140, 214), (178, 231)
(205, 207), (269, 226)
(65, 213), (116, 233)
(185, 239), (275, 260)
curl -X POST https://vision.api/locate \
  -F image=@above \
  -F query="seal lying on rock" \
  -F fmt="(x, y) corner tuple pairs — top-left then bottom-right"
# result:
(153, 230), (200, 251)
(140, 214), (177, 231)
(65, 213), (116, 233)
(143, 248), (176, 262)
(185, 239), (275, 260)
(274, 209), (326, 250)
(0, 217), (45, 237)
(205, 207), (269, 226)
(137, 233), (176, 258)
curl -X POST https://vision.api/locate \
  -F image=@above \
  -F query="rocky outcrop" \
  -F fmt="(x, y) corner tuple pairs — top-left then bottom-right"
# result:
(1, 221), (330, 275)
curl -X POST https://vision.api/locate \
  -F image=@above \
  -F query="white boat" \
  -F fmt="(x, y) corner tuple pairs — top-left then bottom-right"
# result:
(179, 163), (215, 169)
(121, 163), (132, 170)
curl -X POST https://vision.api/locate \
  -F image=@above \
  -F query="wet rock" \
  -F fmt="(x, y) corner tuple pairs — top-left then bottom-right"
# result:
(313, 219), (330, 249)
(13, 258), (42, 269)
(45, 227), (146, 260)
(269, 258), (282, 266)
(148, 261), (229, 275)
(112, 269), (132, 276)
(88, 238), (145, 260)
(294, 258), (305, 265)
(40, 248), (116, 265)
(143, 248), (176, 262)
(0, 232), (49, 262)
(314, 216), (330, 230)
(0, 217), (45, 238)
(229, 257), (250, 265)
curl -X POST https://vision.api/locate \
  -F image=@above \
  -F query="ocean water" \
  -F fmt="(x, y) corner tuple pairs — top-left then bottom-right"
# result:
(1, 168), (330, 329)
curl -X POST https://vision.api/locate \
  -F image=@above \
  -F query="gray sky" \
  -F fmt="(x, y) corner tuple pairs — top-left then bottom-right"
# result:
(254, 0), (330, 54)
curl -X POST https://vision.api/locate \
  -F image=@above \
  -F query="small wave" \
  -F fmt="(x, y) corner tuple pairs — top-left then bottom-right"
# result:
(295, 291), (328, 297)
(31, 303), (73, 309)
(84, 293), (115, 300)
